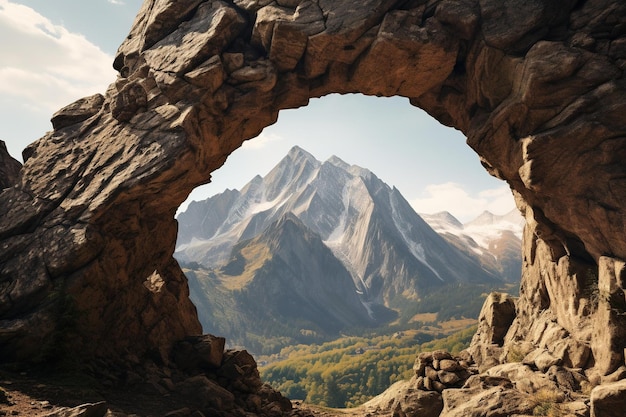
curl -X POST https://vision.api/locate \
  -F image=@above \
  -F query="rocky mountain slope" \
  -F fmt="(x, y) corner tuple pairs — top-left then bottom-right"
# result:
(177, 146), (502, 299)
(421, 210), (523, 282)
(185, 213), (395, 353)
(176, 147), (511, 348)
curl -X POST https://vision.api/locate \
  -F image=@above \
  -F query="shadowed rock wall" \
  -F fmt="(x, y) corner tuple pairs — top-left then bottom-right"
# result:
(0, 0), (624, 374)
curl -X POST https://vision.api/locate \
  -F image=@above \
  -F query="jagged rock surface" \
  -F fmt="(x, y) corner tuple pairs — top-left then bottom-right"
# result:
(0, 0), (625, 403)
(0, 140), (21, 189)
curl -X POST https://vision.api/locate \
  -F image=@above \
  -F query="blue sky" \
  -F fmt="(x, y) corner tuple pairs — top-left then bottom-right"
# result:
(0, 0), (516, 221)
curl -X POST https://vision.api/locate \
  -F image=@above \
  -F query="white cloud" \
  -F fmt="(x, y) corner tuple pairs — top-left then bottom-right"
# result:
(241, 131), (284, 150)
(410, 182), (516, 222)
(108, 0), (126, 5)
(0, 0), (116, 113)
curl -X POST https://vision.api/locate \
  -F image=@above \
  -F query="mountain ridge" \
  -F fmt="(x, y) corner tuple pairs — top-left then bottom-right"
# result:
(420, 209), (523, 282)
(175, 147), (521, 351)
(176, 147), (507, 298)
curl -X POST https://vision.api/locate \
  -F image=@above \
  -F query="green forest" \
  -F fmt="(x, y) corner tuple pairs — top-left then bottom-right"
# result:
(259, 325), (477, 408)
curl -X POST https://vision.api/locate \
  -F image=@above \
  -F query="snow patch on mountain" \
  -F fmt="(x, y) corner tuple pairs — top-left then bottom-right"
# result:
(177, 146), (509, 304)
(326, 182), (350, 244)
(390, 193), (444, 282)
(421, 209), (524, 261)
(463, 210), (524, 247)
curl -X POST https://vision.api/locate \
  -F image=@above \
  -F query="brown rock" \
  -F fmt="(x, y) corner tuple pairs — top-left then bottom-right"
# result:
(432, 350), (453, 361)
(218, 350), (263, 393)
(439, 359), (461, 372)
(467, 293), (516, 371)
(441, 385), (534, 417)
(415, 376), (425, 390)
(51, 94), (105, 130)
(176, 375), (235, 411)
(463, 374), (514, 390)
(475, 292), (516, 346)
(394, 390), (443, 417)
(361, 380), (443, 417)
(533, 351), (561, 372)
(486, 363), (560, 395)
(590, 380), (626, 417)
(425, 366), (439, 381)
(413, 360), (426, 376)
(0, 0), (624, 396)
(0, 140), (21, 189)
(468, 343), (504, 373)
(560, 401), (589, 417)
(551, 338), (592, 369)
(173, 334), (226, 372)
(602, 365), (626, 384)
(547, 366), (579, 392)
(43, 401), (107, 417)
(438, 370), (461, 386)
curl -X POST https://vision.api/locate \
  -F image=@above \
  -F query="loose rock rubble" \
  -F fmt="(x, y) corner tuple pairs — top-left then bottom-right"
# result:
(413, 350), (476, 393)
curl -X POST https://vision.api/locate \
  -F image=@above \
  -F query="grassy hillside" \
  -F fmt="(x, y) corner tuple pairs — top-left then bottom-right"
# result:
(389, 282), (519, 325)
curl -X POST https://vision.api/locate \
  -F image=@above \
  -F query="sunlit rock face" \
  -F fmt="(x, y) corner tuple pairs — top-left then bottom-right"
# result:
(0, 0), (625, 375)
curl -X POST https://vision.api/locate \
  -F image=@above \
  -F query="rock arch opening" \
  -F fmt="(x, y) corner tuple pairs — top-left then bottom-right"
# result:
(179, 93), (511, 222)
(173, 92), (523, 408)
(0, 0), (624, 397)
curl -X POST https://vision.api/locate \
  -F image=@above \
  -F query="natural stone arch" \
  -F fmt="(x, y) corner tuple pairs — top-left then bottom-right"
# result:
(0, 0), (625, 380)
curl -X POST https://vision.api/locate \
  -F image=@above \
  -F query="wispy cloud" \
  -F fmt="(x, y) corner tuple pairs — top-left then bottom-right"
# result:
(410, 182), (516, 222)
(108, 0), (126, 5)
(0, 0), (116, 113)
(241, 132), (284, 150)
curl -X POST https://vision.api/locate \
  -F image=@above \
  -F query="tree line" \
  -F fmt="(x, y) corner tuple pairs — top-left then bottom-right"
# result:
(260, 325), (477, 408)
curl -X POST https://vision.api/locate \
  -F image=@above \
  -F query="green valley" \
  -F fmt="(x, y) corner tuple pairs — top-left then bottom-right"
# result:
(259, 326), (477, 408)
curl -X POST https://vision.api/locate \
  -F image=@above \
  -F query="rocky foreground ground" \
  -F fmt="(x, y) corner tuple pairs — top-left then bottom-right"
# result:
(1, 295), (625, 417)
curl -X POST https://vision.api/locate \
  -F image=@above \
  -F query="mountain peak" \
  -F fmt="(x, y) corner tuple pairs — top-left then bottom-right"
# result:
(421, 211), (463, 230)
(325, 155), (351, 171)
(286, 145), (318, 164)
(465, 210), (523, 228)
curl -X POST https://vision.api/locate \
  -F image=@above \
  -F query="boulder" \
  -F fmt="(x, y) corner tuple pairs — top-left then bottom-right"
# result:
(414, 350), (475, 391)
(476, 292), (517, 346)
(485, 363), (561, 396)
(173, 334), (226, 372)
(534, 350), (562, 372)
(359, 380), (443, 417)
(590, 379), (626, 417)
(441, 385), (534, 417)
(175, 375), (235, 411)
(51, 94), (105, 130)
(468, 293), (516, 370)
(43, 402), (107, 417)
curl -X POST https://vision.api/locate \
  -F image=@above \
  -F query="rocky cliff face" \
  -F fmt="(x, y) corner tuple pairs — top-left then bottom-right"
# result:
(0, 0), (624, 395)
(0, 140), (21, 190)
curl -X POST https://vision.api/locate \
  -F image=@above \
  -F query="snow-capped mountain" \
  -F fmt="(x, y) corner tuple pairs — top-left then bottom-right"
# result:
(176, 146), (503, 309)
(421, 210), (524, 282)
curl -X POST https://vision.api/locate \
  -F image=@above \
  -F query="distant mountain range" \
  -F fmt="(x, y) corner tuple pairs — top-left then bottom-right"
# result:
(175, 146), (523, 353)
(421, 209), (523, 282)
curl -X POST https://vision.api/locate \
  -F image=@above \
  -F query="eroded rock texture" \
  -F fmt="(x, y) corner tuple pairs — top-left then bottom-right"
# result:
(1, 0), (625, 381)
(0, 141), (21, 190)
